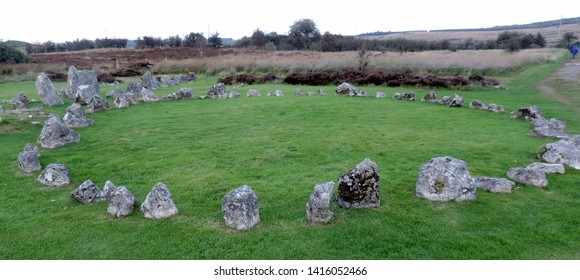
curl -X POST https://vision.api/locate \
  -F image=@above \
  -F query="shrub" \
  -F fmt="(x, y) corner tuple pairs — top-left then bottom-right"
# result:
(0, 44), (30, 63)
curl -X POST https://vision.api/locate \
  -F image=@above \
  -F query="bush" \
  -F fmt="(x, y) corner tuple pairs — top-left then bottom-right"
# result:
(0, 44), (30, 63)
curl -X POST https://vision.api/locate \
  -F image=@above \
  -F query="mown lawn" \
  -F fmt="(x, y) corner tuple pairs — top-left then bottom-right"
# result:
(0, 57), (578, 259)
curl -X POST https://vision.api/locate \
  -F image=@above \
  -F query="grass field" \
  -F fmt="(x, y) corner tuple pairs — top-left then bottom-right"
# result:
(0, 53), (578, 259)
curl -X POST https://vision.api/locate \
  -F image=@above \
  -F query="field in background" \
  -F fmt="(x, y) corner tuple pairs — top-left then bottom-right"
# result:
(0, 51), (578, 259)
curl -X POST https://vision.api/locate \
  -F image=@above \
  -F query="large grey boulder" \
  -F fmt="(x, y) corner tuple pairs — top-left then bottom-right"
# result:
(537, 136), (580, 169)
(337, 158), (380, 208)
(421, 91), (438, 103)
(528, 118), (568, 138)
(35, 73), (63, 106)
(222, 185), (260, 230)
(126, 81), (143, 94)
(18, 143), (41, 173)
(375, 92), (386, 99)
(63, 103), (94, 128)
(37, 114), (81, 149)
(174, 88), (193, 99)
(86, 95), (109, 114)
(63, 66), (99, 100)
(140, 88), (159, 103)
(335, 83), (357, 96)
(141, 182), (178, 219)
(507, 168), (548, 188)
(106, 86), (125, 98)
(113, 95), (130, 109)
(103, 180), (118, 201)
(141, 71), (161, 90)
(306, 182), (335, 224)
(445, 94), (464, 107)
(160, 75), (173, 88)
(108, 186), (135, 218)
(510, 105), (543, 121)
(207, 83), (227, 99)
(416, 156), (476, 201)
(75, 85), (99, 105)
(247, 89), (261, 97)
(71, 180), (105, 204)
(392, 92), (415, 101)
(473, 177), (514, 193)
(37, 163), (70, 187)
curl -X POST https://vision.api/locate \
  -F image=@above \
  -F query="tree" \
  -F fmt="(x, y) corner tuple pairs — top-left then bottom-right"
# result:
(208, 32), (222, 48)
(560, 32), (579, 48)
(250, 29), (268, 48)
(166, 35), (182, 48)
(288, 19), (321, 50)
(320, 32), (339, 52)
(534, 33), (546, 48)
(0, 43), (30, 63)
(183, 32), (205, 48)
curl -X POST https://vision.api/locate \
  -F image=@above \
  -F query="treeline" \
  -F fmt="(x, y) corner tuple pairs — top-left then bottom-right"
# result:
(0, 43), (30, 63)
(27, 38), (128, 53)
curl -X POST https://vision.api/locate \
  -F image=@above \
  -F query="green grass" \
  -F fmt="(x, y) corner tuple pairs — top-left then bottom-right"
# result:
(0, 58), (578, 260)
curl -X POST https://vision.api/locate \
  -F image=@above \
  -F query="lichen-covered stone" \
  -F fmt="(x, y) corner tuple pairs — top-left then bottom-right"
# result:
(416, 156), (476, 201)
(337, 158), (380, 208)
(306, 182), (335, 224)
(222, 185), (260, 230)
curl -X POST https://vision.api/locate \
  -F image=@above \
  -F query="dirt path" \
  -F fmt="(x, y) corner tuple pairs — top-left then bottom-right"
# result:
(537, 59), (580, 115)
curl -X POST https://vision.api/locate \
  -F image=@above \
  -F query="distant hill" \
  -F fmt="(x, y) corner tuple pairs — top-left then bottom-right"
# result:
(359, 16), (580, 37)
(2, 40), (28, 54)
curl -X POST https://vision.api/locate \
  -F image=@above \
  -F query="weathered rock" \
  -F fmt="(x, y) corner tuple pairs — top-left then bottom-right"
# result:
(337, 158), (380, 208)
(486, 104), (504, 113)
(317, 88), (326, 96)
(526, 162), (565, 174)
(511, 105), (543, 121)
(306, 91), (315, 96)
(266, 90), (273, 97)
(416, 156), (476, 201)
(375, 92), (386, 98)
(126, 81), (143, 94)
(222, 185), (260, 230)
(37, 114), (81, 149)
(336, 83), (357, 96)
(393, 92), (415, 101)
(18, 143), (41, 173)
(141, 182), (178, 219)
(11, 92), (28, 109)
(160, 75), (173, 87)
(469, 100), (488, 110)
(113, 95), (130, 109)
(35, 73), (63, 106)
(108, 186), (135, 218)
(275, 90), (284, 97)
(538, 136), (580, 169)
(37, 163), (70, 187)
(228, 91), (241, 99)
(163, 94), (176, 101)
(174, 88), (193, 99)
(141, 71), (160, 90)
(295, 88), (303, 96)
(75, 85), (98, 105)
(507, 167), (548, 188)
(438, 95), (451, 105)
(63, 103), (94, 128)
(247, 89), (261, 97)
(172, 74), (183, 85)
(357, 90), (368, 97)
(473, 177), (514, 193)
(185, 72), (197, 82)
(528, 118), (568, 138)
(63, 66), (99, 100)
(421, 91), (438, 103)
(103, 180), (118, 201)
(86, 95), (110, 114)
(106, 86), (125, 98)
(71, 180), (105, 204)
(140, 88), (159, 103)
(207, 83), (227, 99)
(445, 94), (464, 107)
(306, 181), (335, 224)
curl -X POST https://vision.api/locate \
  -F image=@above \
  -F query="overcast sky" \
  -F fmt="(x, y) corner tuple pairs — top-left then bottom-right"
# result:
(1, 0), (575, 43)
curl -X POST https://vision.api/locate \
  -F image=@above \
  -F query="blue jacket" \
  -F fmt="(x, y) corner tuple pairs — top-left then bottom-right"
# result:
(572, 46), (579, 55)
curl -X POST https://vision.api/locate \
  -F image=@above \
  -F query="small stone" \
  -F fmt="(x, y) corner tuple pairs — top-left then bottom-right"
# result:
(71, 180), (105, 204)
(473, 177), (514, 193)
(18, 143), (41, 173)
(37, 163), (70, 187)
(306, 182), (335, 224)
(141, 182), (178, 219)
(222, 185), (260, 230)
(507, 168), (548, 188)
(108, 186), (135, 218)
(526, 163), (565, 174)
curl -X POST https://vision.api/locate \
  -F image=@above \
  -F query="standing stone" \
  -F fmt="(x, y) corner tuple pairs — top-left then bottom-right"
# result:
(222, 185), (260, 230)
(63, 66), (99, 100)
(538, 135), (580, 170)
(507, 168), (548, 188)
(416, 156), (476, 201)
(173, 88), (193, 99)
(375, 92), (386, 98)
(528, 118), (568, 138)
(75, 85), (98, 105)
(18, 143), (41, 173)
(486, 104), (504, 113)
(469, 100), (488, 110)
(37, 163), (70, 187)
(160, 75), (173, 87)
(306, 182), (335, 224)
(37, 114), (81, 149)
(140, 88), (160, 103)
(185, 72), (197, 81)
(207, 83), (227, 99)
(335, 83), (357, 96)
(275, 90), (284, 97)
(103, 180), (118, 201)
(106, 86), (125, 98)
(247, 89), (261, 97)
(35, 73), (64, 106)
(445, 94), (464, 107)
(141, 71), (161, 90)
(421, 91), (438, 103)
(337, 158), (380, 208)
(86, 95), (110, 114)
(228, 91), (241, 99)
(63, 103), (94, 128)
(11, 92), (28, 109)
(113, 95), (130, 109)
(473, 177), (515, 193)
(317, 88), (326, 96)
(295, 88), (303, 96)
(71, 180), (105, 204)
(141, 182), (178, 219)
(108, 186), (136, 218)
(126, 81), (143, 94)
